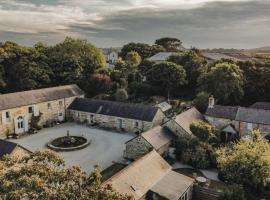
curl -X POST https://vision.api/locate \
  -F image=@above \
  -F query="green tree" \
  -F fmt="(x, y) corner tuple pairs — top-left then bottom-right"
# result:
(198, 62), (244, 104)
(120, 43), (165, 60)
(155, 37), (183, 52)
(48, 37), (105, 85)
(193, 91), (210, 113)
(115, 88), (128, 102)
(218, 185), (246, 200)
(125, 51), (142, 67)
(217, 130), (270, 192)
(146, 61), (186, 99)
(0, 41), (52, 92)
(0, 150), (132, 200)
(175, 137), (216, 169)
(168, 50), (206, 88)
(190, 121), (217, 142)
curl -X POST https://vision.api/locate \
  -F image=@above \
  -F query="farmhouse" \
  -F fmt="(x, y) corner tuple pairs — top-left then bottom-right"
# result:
(0, 139), (31, 160)
(0, 85), (84, 138)
(165, 107), (204, 137)
(103, 150), (194, 200)
(124, 125), (174, 160)
(68, 98), (165, 133)
(205, 96), (270, 140)
(102, 48), (120, 66)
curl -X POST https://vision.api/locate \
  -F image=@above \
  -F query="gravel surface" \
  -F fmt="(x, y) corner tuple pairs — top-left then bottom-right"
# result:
(10, 123), (135, 173)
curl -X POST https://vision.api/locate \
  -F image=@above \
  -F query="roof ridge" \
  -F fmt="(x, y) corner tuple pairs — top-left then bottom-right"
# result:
(0, 84), (79, 96)
(102, 150), (168, 185)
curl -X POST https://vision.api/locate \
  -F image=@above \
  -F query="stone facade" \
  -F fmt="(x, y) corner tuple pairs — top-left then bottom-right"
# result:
(206, 116), (270, 138)
(124, 136), (153, 160)
(68, 109), (165, 133)
(0, 96), (82, 138)
(165, 120), (189, 138)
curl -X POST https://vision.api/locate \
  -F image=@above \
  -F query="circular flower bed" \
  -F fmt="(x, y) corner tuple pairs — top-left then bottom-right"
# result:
(47, 135), (90, 151)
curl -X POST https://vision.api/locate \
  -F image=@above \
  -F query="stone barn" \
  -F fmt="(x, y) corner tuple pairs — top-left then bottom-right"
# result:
(68, 98), (166, 133)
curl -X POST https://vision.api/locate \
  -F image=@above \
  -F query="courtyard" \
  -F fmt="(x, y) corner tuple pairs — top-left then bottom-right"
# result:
(10, 123), (135, 173)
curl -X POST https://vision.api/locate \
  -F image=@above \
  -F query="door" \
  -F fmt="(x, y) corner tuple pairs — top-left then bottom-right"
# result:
(15, 116), (24, 134)
(117, 119), (123, 129)
(58, 112), (64, 122)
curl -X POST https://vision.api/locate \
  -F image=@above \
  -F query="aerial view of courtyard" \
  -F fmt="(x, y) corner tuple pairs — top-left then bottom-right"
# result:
(10, 123), (134, 172)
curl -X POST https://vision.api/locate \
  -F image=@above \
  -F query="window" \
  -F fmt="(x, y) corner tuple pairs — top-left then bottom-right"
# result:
(135, 121), (139, 128)
(59, 100), (63, 107)
(5, 111), (10, 123)
(5, 111), (10, 119)
(247, 123), (253, 130)
(47, 103), (51, 109)
(28, 106), (33, 114)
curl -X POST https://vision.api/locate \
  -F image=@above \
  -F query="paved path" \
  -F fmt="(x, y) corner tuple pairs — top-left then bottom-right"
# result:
(9, 123), (135, 173)
(172, 161), (220, 181)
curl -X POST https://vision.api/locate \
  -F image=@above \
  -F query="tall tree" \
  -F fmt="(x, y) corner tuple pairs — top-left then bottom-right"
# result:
(146, 61), (186, 99)
(48, 37), (105, 85)
(0, 150), (132, 200)
(198, 62), (244, 104)
(120, 43), (165, 60)
(155, 37), (183, 52)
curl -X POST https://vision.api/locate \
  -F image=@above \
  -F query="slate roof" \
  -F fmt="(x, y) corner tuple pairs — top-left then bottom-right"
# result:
(103, 150), (193, 200)
(151, 170), (194, 200)
(0, 85), (84, 111)
(147, 52), (174, 62)
(236, 107), (270, 125)
(206, 104), (270, 125)
(205, 105), (238, 120)
(68, 98), (160, 122)
(250, 102), (270, 110)
(173, 107), (204, 135)
(0, 139), (17, 159)
(132, 126), (174, 150)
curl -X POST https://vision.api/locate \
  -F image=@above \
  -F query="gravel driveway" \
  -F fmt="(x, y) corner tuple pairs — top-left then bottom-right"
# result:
(10, 123), (135, 173)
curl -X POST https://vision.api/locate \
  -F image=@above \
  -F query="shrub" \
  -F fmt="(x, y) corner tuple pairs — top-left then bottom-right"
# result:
(218, 185), (246, 200)
(193, 91), (210, 113)
(115, 88), (128, 102)
(175, 137), (216, 169)
(190, 121), (217, 142)
(217, 131), (270, 193)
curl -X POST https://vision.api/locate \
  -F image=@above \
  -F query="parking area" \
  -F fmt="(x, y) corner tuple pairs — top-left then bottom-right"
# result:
(10, 123), (135, 173)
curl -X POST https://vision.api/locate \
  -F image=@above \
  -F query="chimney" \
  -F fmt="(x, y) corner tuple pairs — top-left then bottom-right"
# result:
(208, 95), (215, 108)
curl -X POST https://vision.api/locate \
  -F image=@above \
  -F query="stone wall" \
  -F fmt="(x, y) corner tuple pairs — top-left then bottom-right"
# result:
(238, 121), (270, 137)
(165, 120), (190, 138)
(0, 96), (79, 138)
(69, 110), (158, 133)
(124, 136), (153, 160)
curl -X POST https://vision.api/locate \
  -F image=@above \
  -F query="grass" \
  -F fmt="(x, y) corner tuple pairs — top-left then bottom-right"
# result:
(101, 163), (127, 182)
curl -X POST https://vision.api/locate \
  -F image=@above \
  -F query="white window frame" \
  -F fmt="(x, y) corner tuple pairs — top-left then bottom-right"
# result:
(247, 123), (253, 131)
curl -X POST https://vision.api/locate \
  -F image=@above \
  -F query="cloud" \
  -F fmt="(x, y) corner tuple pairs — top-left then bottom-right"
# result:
(0, 0), (269, 48)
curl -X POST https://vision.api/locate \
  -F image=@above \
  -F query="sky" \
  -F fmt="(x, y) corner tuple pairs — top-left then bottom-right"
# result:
(0, 0), (269, 49)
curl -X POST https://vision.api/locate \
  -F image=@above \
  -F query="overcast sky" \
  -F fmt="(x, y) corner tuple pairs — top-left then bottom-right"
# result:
(0, 0), (269, 48)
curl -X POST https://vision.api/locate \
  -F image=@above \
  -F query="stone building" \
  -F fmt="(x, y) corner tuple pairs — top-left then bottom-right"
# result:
(0, 85), (84, 138)
(205, 96), (270, 140)
(124, 125), (174, 160)
(103, 150), (194, 200)
(0, 139), (31, 160)
(68, 98), (166, 133)
(165, 107), (204, 138)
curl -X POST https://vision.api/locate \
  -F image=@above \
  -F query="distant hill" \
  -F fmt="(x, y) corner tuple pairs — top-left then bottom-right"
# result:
(248, 46), (270, 52)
